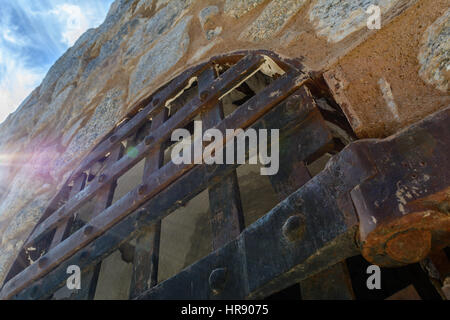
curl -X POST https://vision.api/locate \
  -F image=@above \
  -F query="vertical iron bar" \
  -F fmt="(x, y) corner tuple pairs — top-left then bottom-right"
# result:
(49, 173), (87, 249)
(129, 110), (168, 298)
(71, 145), (124, 300)
(199, 67), (245, 250)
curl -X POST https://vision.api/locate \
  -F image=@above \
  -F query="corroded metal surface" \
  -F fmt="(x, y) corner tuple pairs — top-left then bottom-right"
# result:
(136, 107), (449, 300)
(351, 108), (450, 266)
(1, 50), (448, 300)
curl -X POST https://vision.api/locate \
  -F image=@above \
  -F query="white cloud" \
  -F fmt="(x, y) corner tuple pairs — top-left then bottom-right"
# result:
(2, 28), (25, 46)
(0, 1), (113, 124)
(50, 4), (90, 47)
(0, 51), (44, 123)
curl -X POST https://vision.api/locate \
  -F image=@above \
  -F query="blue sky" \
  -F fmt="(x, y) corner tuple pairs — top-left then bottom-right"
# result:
(0, 0), (115, 123)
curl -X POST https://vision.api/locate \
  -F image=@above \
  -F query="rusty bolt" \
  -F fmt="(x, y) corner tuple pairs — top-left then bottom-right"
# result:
(98, 174), (107, 183)
(200, 91), (209, 101)
(38, 257), (49, 269)
(282, 214), (306, 243)
(110, 135), (118, 143)
(84, 225), (95, 236)
(138, 184), (148, 196)
(386, 229), (431, 264)
(209, 268), (227, 295)
(144, 135), (154, 146)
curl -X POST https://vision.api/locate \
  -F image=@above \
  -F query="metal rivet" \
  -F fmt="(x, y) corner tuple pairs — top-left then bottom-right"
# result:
(209, 268), (227, 295)
(144, 135), (154, 146)
(282, 214), (306, 243)
(98, 174), (107, 183)
(84, 225), (94, 236)
(38, 257), (49, 269)
(138, 184), (147, 196)
(110, 135), (118, 143)
(200, 91), (209, 101)
(293, 197), (304, 210)
(80, 250), (91, 262)
(386, 229), (431, 264)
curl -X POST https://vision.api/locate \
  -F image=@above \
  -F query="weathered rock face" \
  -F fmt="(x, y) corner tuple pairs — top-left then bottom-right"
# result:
(323, 0), (449, 137)
(0, 0), (448, 285)
(239, 0), (307, 42)
(309, 0), (417, 43)
(418, 8), (449, 92)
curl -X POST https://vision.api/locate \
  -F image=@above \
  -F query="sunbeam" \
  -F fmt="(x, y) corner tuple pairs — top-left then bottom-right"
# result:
(0, 0), (114, 124)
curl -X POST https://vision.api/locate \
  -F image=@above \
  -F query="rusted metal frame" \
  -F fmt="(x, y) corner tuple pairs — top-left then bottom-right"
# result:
(138, 131), (411, 300)
(136, 140), (371, 299)
(24, 54), (267, 249)
(49, 174), (87, 249)
(199, 67), (245, 250)
(136, 108), (450, 300)
(10, 105), (449, 301)
(1, 69), (307, 300)
(3, 51), (303, 297)
(22, 51), (299, 255)
(129, 109), (168, 299)
(6, 81), (313, 300)
(31, 51), (302, 249)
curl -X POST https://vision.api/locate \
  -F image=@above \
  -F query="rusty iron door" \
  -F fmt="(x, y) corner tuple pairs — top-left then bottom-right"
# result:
(1, 51), (449, 300)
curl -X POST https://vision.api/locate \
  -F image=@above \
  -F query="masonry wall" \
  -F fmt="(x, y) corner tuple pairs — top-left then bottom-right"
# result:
(0, 0), (448, 286)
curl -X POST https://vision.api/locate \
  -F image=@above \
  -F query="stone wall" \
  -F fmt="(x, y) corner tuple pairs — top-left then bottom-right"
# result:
(0, 0), (448, 285)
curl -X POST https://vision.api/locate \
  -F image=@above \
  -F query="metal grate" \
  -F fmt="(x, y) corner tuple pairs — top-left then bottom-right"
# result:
(1, 50), (449, 300)
(1, 51), (321, 299)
